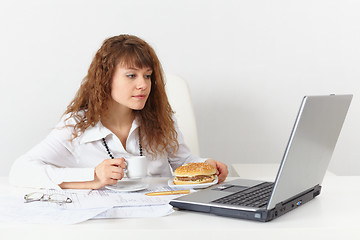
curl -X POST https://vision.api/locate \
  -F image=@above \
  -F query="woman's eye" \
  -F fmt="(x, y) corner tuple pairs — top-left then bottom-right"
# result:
(127, 74), (136, 79)
(145, 74), (152, 79)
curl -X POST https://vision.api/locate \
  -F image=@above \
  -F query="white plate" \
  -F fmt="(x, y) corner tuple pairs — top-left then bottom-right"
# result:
(168, 176), (218, 190)
(105, 180), (149, 192)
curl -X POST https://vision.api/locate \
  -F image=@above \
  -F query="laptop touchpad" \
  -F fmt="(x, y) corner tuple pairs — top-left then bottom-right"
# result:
(223, 186), (248, 192)
(212, 185), (248, 192)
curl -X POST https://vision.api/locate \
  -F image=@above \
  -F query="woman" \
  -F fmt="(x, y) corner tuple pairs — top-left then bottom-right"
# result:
(9, 34), (228, 190)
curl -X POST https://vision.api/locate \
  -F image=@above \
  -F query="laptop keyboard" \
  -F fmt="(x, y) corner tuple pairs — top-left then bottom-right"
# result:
(211, 182), (274, 208)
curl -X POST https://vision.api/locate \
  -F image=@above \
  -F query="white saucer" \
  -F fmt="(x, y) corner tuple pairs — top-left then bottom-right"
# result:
(168, 176), (218, 190)
(105, 179), (149, 192)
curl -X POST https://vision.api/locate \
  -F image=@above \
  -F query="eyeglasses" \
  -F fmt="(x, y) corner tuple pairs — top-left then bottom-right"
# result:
(24, 192), (72, 204)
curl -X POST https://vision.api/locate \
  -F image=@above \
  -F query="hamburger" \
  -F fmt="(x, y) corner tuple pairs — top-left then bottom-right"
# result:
(173, 162), (217, 185)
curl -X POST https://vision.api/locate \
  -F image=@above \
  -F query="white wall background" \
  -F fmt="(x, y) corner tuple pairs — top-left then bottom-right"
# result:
(1, 0), (359, 176)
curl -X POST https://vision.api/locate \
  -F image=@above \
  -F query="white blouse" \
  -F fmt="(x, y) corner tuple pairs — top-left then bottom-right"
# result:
(9, 114), (206, 189)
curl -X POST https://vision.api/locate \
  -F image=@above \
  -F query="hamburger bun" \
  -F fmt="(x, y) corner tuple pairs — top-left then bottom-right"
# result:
(173, 162), (217, 185)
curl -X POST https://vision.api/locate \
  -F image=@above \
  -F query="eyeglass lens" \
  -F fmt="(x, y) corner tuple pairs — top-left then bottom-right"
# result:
(24, 192), (44, 202)
(48, 194), (72, 203)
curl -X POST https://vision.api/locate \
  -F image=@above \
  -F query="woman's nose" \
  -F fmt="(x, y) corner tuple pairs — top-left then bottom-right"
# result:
(136, 76), (150, 90)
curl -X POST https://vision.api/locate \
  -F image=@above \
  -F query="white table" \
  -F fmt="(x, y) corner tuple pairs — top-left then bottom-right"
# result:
(1, 176), (359, 240)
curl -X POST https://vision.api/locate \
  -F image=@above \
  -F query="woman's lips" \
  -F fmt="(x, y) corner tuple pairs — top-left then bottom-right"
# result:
(133, 94), (146, 99)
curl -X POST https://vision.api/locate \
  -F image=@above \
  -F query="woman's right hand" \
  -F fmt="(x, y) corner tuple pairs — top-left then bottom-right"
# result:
(92, 158), (127, 189)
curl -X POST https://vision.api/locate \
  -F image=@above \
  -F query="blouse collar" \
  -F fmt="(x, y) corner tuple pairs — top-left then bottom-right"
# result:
(79, 117), (140, 144)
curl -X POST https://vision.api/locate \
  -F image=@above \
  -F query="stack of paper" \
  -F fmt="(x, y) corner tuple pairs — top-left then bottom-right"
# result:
(0, 184), (185, 224)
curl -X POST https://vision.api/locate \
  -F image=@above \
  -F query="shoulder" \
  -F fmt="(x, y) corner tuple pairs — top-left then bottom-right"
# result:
(57, 111), (86, 128)
(51, 111), (87, 140)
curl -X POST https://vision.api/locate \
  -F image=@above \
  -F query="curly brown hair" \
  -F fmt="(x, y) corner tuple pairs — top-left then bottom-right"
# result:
(64, 34), (178, 157)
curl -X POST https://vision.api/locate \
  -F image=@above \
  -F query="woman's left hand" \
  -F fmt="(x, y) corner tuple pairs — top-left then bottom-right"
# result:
(205, 159), (229, 183)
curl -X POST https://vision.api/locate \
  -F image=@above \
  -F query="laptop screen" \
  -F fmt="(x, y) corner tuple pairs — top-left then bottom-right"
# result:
(267, 94), (352, 209)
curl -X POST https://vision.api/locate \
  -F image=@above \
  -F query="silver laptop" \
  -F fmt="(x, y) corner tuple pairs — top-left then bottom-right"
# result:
(170, 94), (352, 222)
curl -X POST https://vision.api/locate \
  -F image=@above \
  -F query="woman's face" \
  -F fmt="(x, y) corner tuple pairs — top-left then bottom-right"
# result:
(110, 64), (152, 111)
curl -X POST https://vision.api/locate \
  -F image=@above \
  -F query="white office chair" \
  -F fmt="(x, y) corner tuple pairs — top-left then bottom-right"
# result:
(165, 74), (200, 156)
(165, 74), (238, 177)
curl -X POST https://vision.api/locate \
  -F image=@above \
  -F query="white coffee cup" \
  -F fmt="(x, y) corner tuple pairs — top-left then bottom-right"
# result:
(124, 156), (148, 179)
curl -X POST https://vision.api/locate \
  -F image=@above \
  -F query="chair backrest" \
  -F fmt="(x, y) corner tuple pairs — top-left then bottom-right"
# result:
(165, 74), (200, 156)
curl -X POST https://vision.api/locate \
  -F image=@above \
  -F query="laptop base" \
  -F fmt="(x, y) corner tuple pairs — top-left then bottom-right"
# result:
(170, 185), (321, 222)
